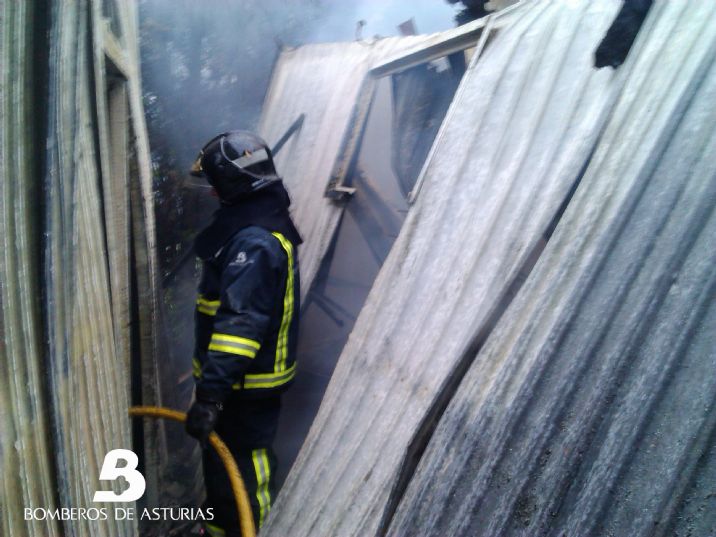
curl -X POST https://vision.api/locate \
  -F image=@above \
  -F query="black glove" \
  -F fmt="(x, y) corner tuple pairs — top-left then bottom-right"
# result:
(185, 399), (221, 446)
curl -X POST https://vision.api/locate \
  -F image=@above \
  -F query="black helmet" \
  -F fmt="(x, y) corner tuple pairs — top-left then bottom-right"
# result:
(190, 130), (279, 203)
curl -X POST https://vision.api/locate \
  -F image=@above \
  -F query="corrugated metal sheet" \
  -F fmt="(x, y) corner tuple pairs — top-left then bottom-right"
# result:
(263, 2), (628, 535)
(1, 2), (61, 536)
(258, 31), (481, 299)
(1, 1), (159, 536)
(388, 0), (716, 535)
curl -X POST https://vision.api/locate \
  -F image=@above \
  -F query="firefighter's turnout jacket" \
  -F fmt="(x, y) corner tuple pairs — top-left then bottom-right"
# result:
(192, 183), (301, 403)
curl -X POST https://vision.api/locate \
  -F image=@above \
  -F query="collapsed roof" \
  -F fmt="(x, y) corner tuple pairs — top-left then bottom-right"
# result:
(257, 17), (505, 299)
(261, 0), (716, 535)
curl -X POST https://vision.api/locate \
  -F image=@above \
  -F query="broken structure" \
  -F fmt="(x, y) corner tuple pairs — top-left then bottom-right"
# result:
(1, 1), (160, 536)
(258, 11), (519, 488)
(262, 1), (716, 536)
(3, 0), (715, 536)
(257, 21), (503, 299)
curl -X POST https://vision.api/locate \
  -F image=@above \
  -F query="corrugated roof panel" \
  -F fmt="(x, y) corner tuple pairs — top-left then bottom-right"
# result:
(258, 35), (460, 299)
(0, 2), (61, 536)
(41, 3), (139, 535)
(1, 1), (156, 535)
(263, 2), (625, 535)
(388, 1), (716, 535)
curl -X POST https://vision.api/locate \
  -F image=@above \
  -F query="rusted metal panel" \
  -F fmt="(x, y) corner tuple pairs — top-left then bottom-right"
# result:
(263, 2), (627, 535)
(388, 2), (716, 535)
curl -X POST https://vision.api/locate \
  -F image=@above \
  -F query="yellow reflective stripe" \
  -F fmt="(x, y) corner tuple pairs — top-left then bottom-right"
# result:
(197, 295), (220, 307)
(192, 357), (202, 378)
(208, 344), (256, 358)
(196, 295), (220, 316)
(232, 364), (297, 390)
(252, 448), (271, 528)
(208, 333), (260, 358)
(205, 522), (226, 537)
(272, 232), (294, 373)
(211, 333), (261, 349)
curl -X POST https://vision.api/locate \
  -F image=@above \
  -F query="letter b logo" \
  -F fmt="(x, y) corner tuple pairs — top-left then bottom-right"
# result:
(93, 449), (146, 502)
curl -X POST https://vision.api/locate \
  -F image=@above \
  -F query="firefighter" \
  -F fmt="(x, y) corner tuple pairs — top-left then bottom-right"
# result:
(185, 131), (301, 537)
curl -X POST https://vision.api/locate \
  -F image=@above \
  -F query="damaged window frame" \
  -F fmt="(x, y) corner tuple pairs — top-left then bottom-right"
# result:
(323, 6), (519, 205)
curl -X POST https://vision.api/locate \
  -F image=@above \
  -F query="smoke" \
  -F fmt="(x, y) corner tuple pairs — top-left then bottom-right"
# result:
(138, 0), (460, 519)
(139, 0), (459, 275)
(139, 0), (459, 161)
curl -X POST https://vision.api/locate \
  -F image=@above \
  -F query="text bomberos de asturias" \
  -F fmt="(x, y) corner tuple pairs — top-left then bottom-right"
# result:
(24, 507), (214, 522)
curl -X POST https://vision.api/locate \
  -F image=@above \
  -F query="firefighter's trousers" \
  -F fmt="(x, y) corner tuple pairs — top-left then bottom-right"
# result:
(202, 396), (281, 537)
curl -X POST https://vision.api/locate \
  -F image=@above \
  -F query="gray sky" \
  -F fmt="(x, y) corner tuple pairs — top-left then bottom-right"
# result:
(305, 0), (460, 42)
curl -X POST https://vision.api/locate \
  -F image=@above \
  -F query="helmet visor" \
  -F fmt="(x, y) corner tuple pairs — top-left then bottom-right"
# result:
(220, 139), (272, 174)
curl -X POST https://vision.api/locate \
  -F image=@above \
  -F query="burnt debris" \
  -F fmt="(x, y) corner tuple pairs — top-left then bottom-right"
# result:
(594, 0), (654, 69)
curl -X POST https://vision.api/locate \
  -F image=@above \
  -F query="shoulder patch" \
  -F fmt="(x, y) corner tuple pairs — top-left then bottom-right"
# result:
(229, 250), (250, 267)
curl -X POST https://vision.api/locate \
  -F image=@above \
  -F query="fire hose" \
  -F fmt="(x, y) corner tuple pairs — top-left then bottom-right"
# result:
(128, 406), (256, 537)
